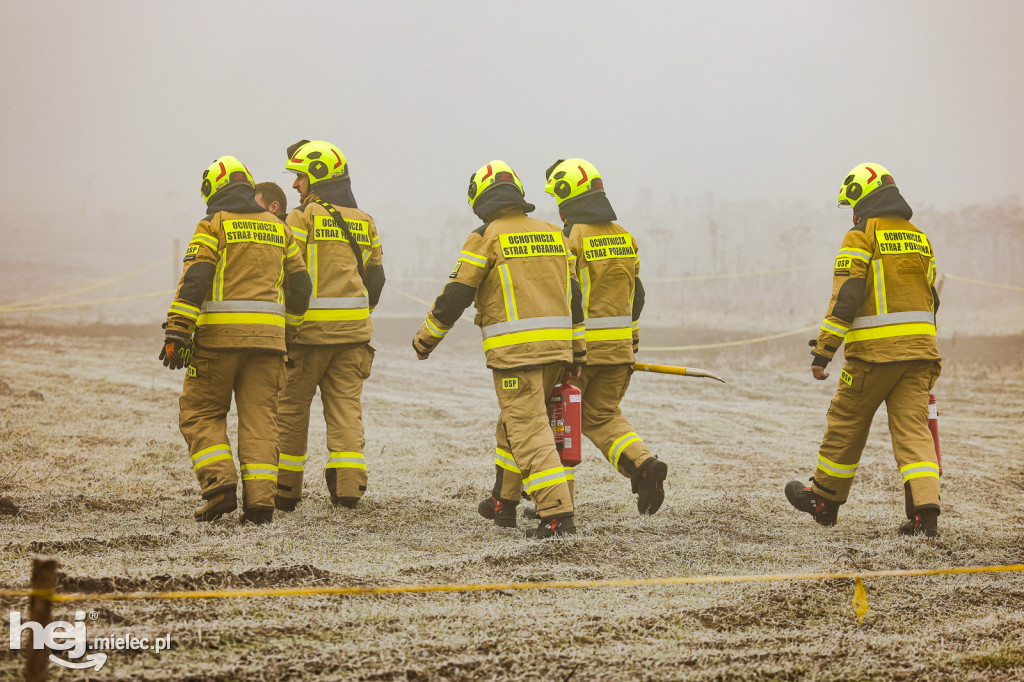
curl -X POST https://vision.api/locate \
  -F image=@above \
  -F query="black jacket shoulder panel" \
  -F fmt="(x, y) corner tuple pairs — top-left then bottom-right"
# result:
(473, 222), (490, 237)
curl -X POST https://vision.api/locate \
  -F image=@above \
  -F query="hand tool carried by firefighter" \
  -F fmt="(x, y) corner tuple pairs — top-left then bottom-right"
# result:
(631, 362), (726, 383)
(548, 383), (582, 466)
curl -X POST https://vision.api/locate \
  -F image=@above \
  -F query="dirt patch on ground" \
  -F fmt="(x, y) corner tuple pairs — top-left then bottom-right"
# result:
(57, 564), (341, 593)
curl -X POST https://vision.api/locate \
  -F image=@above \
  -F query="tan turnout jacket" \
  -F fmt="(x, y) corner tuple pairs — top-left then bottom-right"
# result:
(166, 210), (306, 352)
(415, 212), (585, 369)
(286, 197), (383, 345)
(814, 216), (939, 364)
(564, 221), (639, 365)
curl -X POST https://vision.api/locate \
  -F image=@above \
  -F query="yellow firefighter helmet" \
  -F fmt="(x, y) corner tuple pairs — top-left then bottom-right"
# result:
(285, 140), (349, 184)
(200, 156), (254, 201)
(467, 160), (524, 207)
(837, 163), (897, 209)
(544, 158), (605, 205)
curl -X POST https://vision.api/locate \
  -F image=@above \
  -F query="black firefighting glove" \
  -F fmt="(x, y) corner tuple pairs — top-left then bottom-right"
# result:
(159, 330), (193, 370)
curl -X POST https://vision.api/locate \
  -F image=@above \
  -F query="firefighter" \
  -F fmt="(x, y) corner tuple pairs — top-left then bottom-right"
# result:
(412, 160), (585, 538)
(786, 163), (942, 536)
(254, 181), (288, 222)
(541, 158), (667, 513)
(161, 155), (311, 524)
(274, 140), (386, 511)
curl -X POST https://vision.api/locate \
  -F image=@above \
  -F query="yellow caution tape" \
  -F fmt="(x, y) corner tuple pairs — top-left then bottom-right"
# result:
(384, 282), (475, 323)
(0, 289), (174, 314)
(943, 274), (1024, 293)
(649, 265), (826, 283)
(852, 576), (869, 625)
(2, 564), (1021, 627)
(0, 258), (171, 309)
(643, 324), (818, 351)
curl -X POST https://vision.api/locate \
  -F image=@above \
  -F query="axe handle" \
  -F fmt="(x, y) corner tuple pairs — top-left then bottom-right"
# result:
(633, 362), (689, 376)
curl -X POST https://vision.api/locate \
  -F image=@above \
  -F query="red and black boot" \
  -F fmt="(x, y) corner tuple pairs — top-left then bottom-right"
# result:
(784, 480), (839, 526)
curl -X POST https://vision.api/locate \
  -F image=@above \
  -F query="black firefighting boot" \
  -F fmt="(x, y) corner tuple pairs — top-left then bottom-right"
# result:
(899, 508), (939, 537)
(632, 458), (668, 515)
(194, 487), (237, 522)
(239, 507), (274, 525)
(275, 495), (299, 512)
(477, 495), (518, 528)
(784, 480), (839, 527)
(526, 515), (576, 539)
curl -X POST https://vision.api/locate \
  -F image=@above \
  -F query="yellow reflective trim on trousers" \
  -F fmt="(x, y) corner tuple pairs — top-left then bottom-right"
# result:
(900, 461), (940, 483)
(326, 452), (366, 469)
(191, 444), (232, 470)
(196, 312), (286, 327)
(192, 453), (232, 470)
(302, 308), (370, 322)
(816, 454), (857, 478)
(498, 264), (518, 321)
(286, 312), (303, 326)
(278, 453), (307, 472)
(608, 432), (641, 469)
(482, 328), (573, 351)
(242, 474), (277, 481)
(495, 448), (520, 473)
(585, 328), (632, 342)
(845, 323), (936, 343)
(563, 467), (575, 481)
(523, 466), (569, 493)
(872, 260), (887, 315)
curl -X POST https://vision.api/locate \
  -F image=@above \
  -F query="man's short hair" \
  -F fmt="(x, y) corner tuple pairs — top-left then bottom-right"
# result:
(254, 181), (287, 214)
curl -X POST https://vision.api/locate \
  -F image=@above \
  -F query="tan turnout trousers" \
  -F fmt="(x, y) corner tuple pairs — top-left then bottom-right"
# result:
(573, 364), (654, 479)
(276, 342), (375, 503)
(812, 357), (942, 511)
(492, 363), (574, 519)
(179, 348), (286, 512)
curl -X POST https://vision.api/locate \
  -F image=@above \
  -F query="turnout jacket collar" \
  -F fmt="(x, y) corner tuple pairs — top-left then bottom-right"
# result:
(853, 187), (913, 224)
(559, 192), (617, 225)
(205, 183), (265, 215)
(472, 184), (536, 222)
(305, 177), (358, 209)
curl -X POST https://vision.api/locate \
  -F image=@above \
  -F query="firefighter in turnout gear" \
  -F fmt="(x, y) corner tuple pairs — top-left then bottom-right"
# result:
(162, 156), (311, 524)
(786, 163), (942, 536)
(412, 160), (585, 538)
(543, 158), (667, 514)
(275, 140), (385, 511)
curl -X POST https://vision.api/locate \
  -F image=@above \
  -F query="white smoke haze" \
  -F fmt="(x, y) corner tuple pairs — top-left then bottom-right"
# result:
(1, 0), (1021, 335)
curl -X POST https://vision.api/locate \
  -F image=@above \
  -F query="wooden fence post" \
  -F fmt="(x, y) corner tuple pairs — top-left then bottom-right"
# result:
(24, 556), (58, 682)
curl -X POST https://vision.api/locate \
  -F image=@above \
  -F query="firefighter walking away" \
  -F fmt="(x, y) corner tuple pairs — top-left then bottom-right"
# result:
(161, 156), (311, 525)
(412, 160), (585, 538)
(786, 163), (942, 536)
(275, 140), (386, 511)
(523, 158), (667, 516)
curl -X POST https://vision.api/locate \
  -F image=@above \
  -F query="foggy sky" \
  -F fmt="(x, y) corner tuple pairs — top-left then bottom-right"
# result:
(1, 0), (1022, 263)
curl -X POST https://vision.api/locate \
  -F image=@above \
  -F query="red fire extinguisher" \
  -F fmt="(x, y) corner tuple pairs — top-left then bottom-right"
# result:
(929, 393), (942, 476)
(548, 383), (582, 467)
